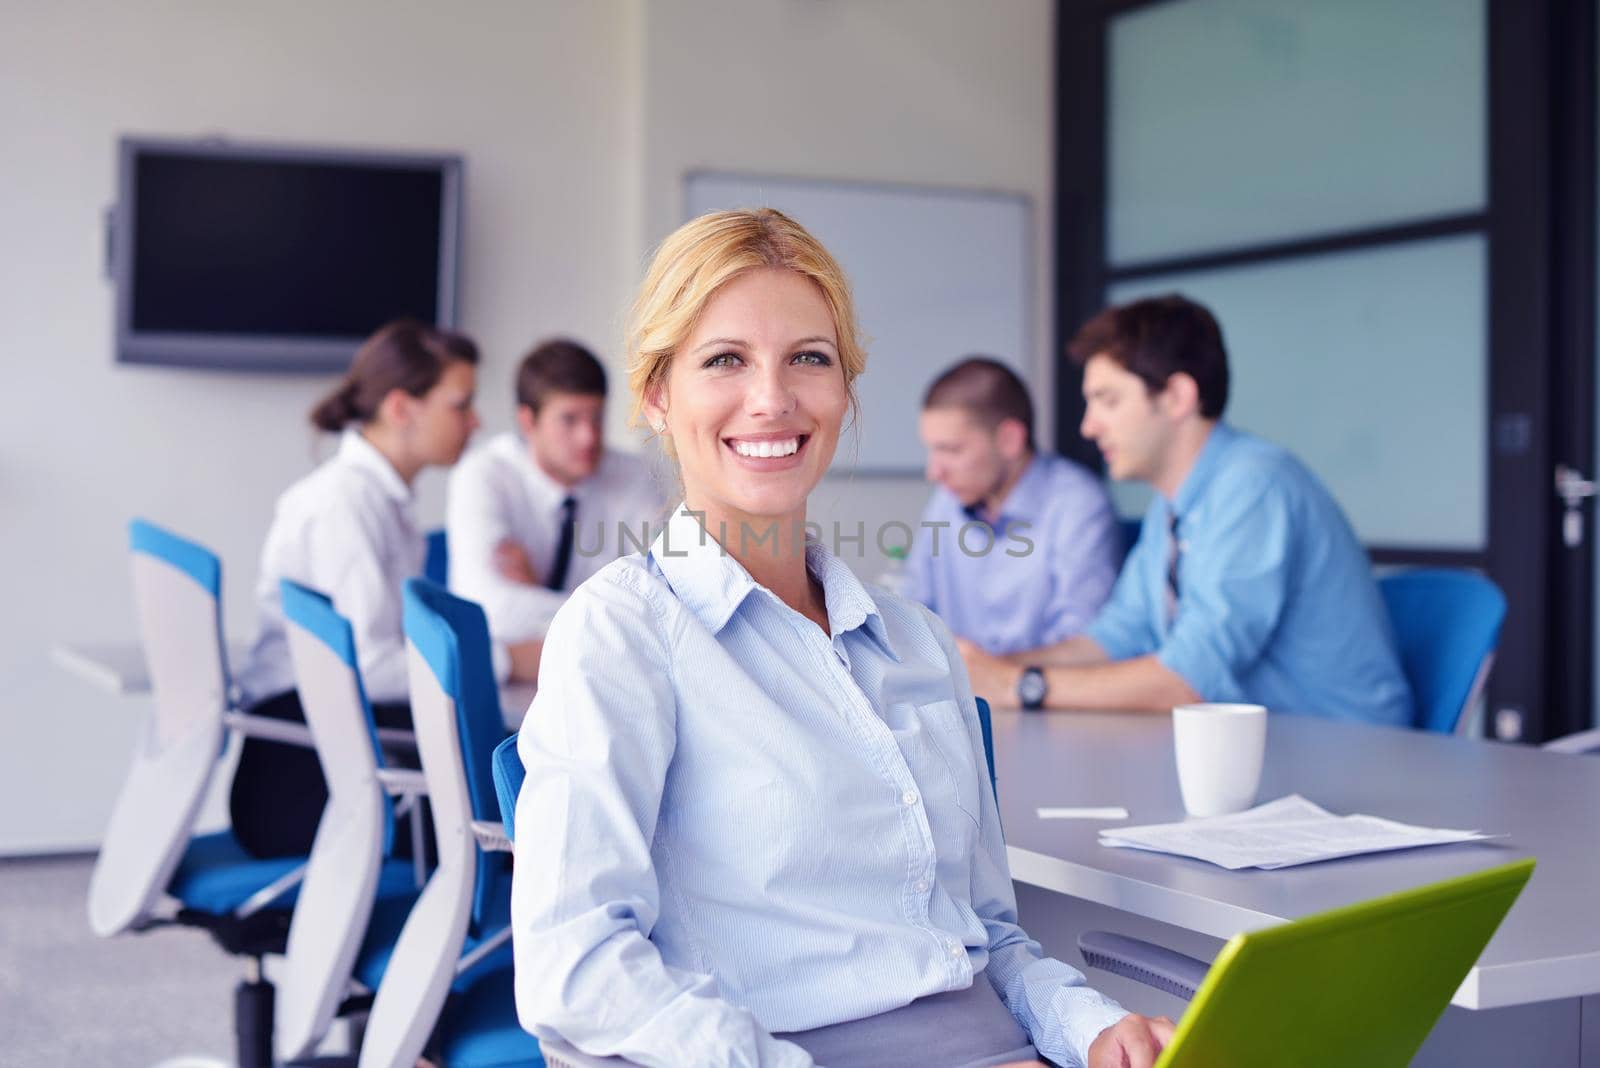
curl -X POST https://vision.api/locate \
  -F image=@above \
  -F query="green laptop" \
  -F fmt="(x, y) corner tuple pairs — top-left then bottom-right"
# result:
(1154, 858), (1534, 1067)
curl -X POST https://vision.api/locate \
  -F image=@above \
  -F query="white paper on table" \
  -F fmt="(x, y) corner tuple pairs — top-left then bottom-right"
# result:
(1098, 795), (1497, 870)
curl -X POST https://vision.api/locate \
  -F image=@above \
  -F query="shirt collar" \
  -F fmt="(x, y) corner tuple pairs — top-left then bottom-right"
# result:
(494, 432), (574, 510)
(1169, 421), (1237, 520)
(986, 453), (1050, 526)
(649, 505), (899, 660)
(338, 428), (412, 504)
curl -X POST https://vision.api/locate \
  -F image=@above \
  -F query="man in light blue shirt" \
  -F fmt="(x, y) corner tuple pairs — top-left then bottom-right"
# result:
(958, 295), (1411, 725)
(908, 357), (1122, 655)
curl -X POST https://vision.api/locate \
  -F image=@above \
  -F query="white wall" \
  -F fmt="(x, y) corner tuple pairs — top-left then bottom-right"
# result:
(639, 0), (1057, 567)
(0, 0), (1057, 854)
(0, 0), (642, 855)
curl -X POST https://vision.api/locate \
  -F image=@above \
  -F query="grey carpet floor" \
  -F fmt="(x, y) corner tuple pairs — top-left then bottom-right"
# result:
(0, 853), (237, 1067)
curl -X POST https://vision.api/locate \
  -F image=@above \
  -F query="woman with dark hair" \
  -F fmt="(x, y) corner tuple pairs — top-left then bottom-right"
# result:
(230, 318), (510, 858)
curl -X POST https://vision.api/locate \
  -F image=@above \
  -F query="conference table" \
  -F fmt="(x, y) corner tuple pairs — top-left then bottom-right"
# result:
(53, 640), (539, 729)
(993, 707), (1600, 1067)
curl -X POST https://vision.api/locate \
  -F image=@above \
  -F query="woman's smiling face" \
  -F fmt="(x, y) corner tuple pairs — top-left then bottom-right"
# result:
(645, 267), (848, 534)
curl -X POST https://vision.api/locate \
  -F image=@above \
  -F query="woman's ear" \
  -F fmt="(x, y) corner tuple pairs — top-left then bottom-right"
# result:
(377, 387), (417, 432)
(642, 382), (668, 435)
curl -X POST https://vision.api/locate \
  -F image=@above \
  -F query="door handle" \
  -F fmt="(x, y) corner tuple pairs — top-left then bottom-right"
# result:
(1555, 464), (1596, 548)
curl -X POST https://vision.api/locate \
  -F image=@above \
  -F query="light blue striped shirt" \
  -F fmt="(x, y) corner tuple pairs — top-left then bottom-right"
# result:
(1088, 423), (1412, 726)
(511, 507), (1127, 1067)
(906, 453), (1121, 655)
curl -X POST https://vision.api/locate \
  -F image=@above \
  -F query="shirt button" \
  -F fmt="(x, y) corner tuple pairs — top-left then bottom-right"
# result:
(947, 941), (964, 958)
(914, 880), (929, 893)
(902, 790), (919, 806)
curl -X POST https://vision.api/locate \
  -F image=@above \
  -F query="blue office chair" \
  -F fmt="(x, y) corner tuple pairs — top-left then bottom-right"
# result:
(1377, 568), (1507, 734)
(90, 519), (315, 1068)
(425, 528), (450, 586)
(274, 580), (434, 1063)
(357, 578), (539, 1068)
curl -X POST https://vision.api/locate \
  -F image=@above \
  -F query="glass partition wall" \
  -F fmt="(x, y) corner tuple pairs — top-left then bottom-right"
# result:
(1057, 0), (1598, 740)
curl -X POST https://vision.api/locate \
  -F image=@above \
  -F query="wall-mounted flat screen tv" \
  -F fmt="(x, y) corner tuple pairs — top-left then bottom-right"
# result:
(113, 137), (462, 371)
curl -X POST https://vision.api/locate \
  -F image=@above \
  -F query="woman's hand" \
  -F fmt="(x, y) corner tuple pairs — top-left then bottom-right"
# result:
(1088, 1013), (1176, 1067)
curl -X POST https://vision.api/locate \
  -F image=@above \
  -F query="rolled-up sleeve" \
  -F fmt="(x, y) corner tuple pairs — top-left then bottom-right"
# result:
(1086, 525), (1158, 662)
(922, 606), (1127, 1067)
(1037, 489), (1121, 647)
(1157, 479), (1291, 702)
(447, 454), (569, 646)
(511, 569), (813, 1068)
(306, 502), (412, 704)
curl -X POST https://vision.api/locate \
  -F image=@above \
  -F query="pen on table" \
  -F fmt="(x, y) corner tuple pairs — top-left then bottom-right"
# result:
(1037, 806), (1129, 820)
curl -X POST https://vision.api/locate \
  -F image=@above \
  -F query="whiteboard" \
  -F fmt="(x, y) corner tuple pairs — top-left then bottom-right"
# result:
(684, 172), (1033, 474)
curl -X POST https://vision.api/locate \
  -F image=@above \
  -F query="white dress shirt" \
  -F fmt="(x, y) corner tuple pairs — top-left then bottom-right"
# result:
(445, 432), (663, 643)
(236, 429), (423, 706)
(511, 506), (1127, 1067)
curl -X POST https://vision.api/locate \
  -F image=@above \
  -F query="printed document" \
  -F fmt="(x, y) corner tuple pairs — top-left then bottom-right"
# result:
(1099, 795), (1495, 870)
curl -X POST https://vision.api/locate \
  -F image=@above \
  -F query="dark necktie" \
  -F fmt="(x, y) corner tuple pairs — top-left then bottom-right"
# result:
(547, 496), (577, 592)
(1164, 511), (1182, 627)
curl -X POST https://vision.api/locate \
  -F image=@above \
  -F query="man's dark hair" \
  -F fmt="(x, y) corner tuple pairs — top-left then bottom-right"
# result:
(921, 356), (1035, 451)
(516, 338), (607, 414)
(1068, 294), (1229, 419)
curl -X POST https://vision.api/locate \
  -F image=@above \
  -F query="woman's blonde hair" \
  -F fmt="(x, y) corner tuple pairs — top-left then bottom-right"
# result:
(625, 208), (867, 434)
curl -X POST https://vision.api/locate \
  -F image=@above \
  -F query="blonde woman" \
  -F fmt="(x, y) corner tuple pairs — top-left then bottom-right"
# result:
(510, 211), (1171, 1067)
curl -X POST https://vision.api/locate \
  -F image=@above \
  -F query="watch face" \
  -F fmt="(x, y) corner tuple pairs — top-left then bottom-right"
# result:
(1018, 667), (1047, 707)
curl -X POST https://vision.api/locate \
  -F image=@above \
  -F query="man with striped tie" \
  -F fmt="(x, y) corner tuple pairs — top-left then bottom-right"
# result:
(957, 295), (1410, 726)
(447, 338), (663, 680)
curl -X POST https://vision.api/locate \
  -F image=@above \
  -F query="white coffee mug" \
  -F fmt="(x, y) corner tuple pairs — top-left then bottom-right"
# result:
(1172, 702), (1268, 817)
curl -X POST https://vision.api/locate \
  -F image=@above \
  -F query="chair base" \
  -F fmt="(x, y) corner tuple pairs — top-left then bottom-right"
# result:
(176, 906), (293, 959)
(235, 977), (275, 1068)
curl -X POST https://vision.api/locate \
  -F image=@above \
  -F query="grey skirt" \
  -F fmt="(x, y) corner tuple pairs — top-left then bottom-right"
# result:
(774, 980), (1039, 1068)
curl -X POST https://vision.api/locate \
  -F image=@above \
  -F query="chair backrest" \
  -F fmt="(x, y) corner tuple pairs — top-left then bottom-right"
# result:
(275, 579), (395, 1063)
(975, 697), (996, 803)
(359, 578), (509, 1068)
(489, 696), (1001, 844)
(1377, 568), (1507, 733)
(401, 579), (509, 922)
(1158, 858), (1533, 1067)
(491, 733), (523, 841)
(88, 519), (231, 937)
(424, 528), (449, 586)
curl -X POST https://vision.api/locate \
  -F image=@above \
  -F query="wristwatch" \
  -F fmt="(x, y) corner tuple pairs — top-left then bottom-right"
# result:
(1017, 666), (1047, 711)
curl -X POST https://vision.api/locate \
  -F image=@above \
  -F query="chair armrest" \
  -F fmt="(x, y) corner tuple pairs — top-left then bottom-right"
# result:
(374, 767), (428, 797)
(1077, 930), (1210, 1001)
(223, 710), (314, 748)
(1543, 728), (1600, 755)
(471, 820), (513, 853)
(539, 1037), (641, 1067)
(234, 859), (309, 918)
(374, 726), (418, 752)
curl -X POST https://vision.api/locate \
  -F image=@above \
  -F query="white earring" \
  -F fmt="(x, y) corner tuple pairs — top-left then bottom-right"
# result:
(652, 420), (666, 433)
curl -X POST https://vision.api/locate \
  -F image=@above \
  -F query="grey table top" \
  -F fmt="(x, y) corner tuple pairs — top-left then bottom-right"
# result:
(55, 639), (539, 730)
(993, 708), (1600, 1010)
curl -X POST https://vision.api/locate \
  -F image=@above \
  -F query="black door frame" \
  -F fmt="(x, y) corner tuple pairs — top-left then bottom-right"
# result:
(1054, 0), (1597, 741)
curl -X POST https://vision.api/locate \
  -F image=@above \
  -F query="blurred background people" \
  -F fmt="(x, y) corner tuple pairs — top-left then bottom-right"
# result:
(909, 356), (1121, 655)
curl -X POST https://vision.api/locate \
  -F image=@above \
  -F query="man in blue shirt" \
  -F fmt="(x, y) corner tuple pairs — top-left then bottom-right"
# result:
(908, 357), (1122, 654)
(958, 295), (1412, 726)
